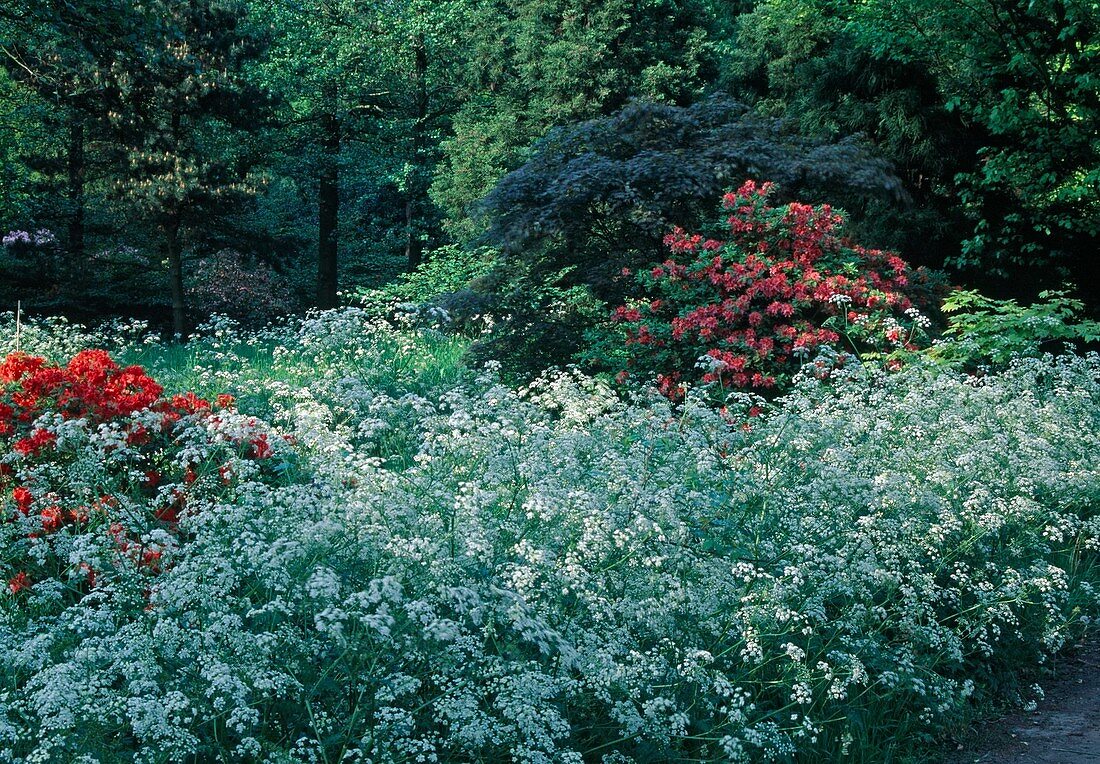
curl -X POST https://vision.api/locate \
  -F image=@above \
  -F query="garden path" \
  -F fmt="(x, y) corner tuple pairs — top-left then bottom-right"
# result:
(948, 640), (1100, 763)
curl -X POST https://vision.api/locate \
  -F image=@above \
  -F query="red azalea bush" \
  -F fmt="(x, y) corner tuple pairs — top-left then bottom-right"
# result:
(0, 349), (284, 601)
(603, 181), (935, 398)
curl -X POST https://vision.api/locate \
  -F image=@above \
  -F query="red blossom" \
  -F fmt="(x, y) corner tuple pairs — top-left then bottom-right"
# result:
(12, 486), (33, 515)
(166, 392), (211, 415)
(140, 548), (162, 571)
(40, 505), (63, 533)
(7, 572), (29, 594)
(126, 425), (150, 446)
(0, 353), (45, 384)
(250, 434), (273, 460)
(14, 428), (57, 456)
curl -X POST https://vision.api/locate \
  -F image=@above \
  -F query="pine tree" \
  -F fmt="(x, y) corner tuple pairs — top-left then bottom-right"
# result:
(0, 1), (138, 260)
(105, 0), (270, 334)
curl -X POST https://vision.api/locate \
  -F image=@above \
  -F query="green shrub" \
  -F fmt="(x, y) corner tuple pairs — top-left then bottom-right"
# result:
(354, 244), (497, 325)
(931, 288), (1100, 368)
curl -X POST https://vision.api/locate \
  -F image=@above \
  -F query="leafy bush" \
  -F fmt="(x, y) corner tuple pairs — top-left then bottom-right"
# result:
(931, 288), (1100, 368)
(2, 231), (302, 329)
(596, 181), (937, 398)
(849, 0), (1100, 284)
(0, 229), (67, 311)
(726, 0), (1100, 296)
(463, 263), (611, 380)
(355, 244), (497, 331)
(185, 249), (299, 327)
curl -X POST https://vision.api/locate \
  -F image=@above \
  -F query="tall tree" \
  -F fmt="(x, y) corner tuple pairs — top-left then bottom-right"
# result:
(431, 0), (730, 237)
(0, 1), (139, 260)
(260, 0), (383, 308)
(0, 69), (48, 233)
(261, 0), (466, 306)
(316, 80), (342, 309)
(378, 0), (467, 271)
(403, 30), (430, 270)
(105, 0), (270, 334)
(728, 0), (1100, 294)
(726, 0), (976, 267)
(853, 0), (1099, 287)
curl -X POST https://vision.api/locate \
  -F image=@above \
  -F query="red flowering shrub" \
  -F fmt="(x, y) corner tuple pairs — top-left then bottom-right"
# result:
(604, 181), (934, 398)
(0, 349), (286, 602)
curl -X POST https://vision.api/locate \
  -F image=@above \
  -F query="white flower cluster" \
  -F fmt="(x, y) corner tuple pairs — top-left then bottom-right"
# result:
(904, 306), (933, 329)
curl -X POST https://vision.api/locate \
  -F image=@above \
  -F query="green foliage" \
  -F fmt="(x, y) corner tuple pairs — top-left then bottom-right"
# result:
(431, 0), (729, 237)
(104, 0), (270, 219)
(726, 0), (976, 269)
(355, 244), (497, 315)
(466, 263), (609, 379)
(255, 0), (470, 303)
(724, 0), (1100, 294)
(933, 288), (1100, 367)
(729, 0), (959, 180)
(851, 0), (1100, 281)
(4, 0), (1099, 340)
(121, 312), (471, 416)
(1, 0), (273, 332)
(0, 72), (44, 229)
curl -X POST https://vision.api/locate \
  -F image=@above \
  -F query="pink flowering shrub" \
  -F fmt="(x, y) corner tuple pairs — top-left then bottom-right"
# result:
(187, 249), (298, 326)
(604, 181), (936, 398)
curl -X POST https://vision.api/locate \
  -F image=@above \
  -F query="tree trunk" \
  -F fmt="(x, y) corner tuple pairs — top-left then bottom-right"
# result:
(405, 33), (428, 271)
(66, 114), (85, 260)
(166, 213), (185, 336)
(405, 198), (421, 270)
(317, 101), (341, 309)
(165, 108), (186, 336)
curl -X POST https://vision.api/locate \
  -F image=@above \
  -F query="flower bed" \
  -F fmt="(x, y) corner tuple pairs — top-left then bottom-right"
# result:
(0, 312), (1095, 762)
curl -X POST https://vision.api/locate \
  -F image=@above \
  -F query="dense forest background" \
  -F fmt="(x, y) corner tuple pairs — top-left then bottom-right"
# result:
(1, 0), (1096, 354)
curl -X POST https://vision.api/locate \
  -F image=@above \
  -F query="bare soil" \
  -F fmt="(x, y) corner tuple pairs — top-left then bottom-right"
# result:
(944, 639), (1100, 764)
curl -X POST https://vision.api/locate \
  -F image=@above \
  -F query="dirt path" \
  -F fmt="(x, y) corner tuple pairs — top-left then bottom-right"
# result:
(946, 639), (1100, 763)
